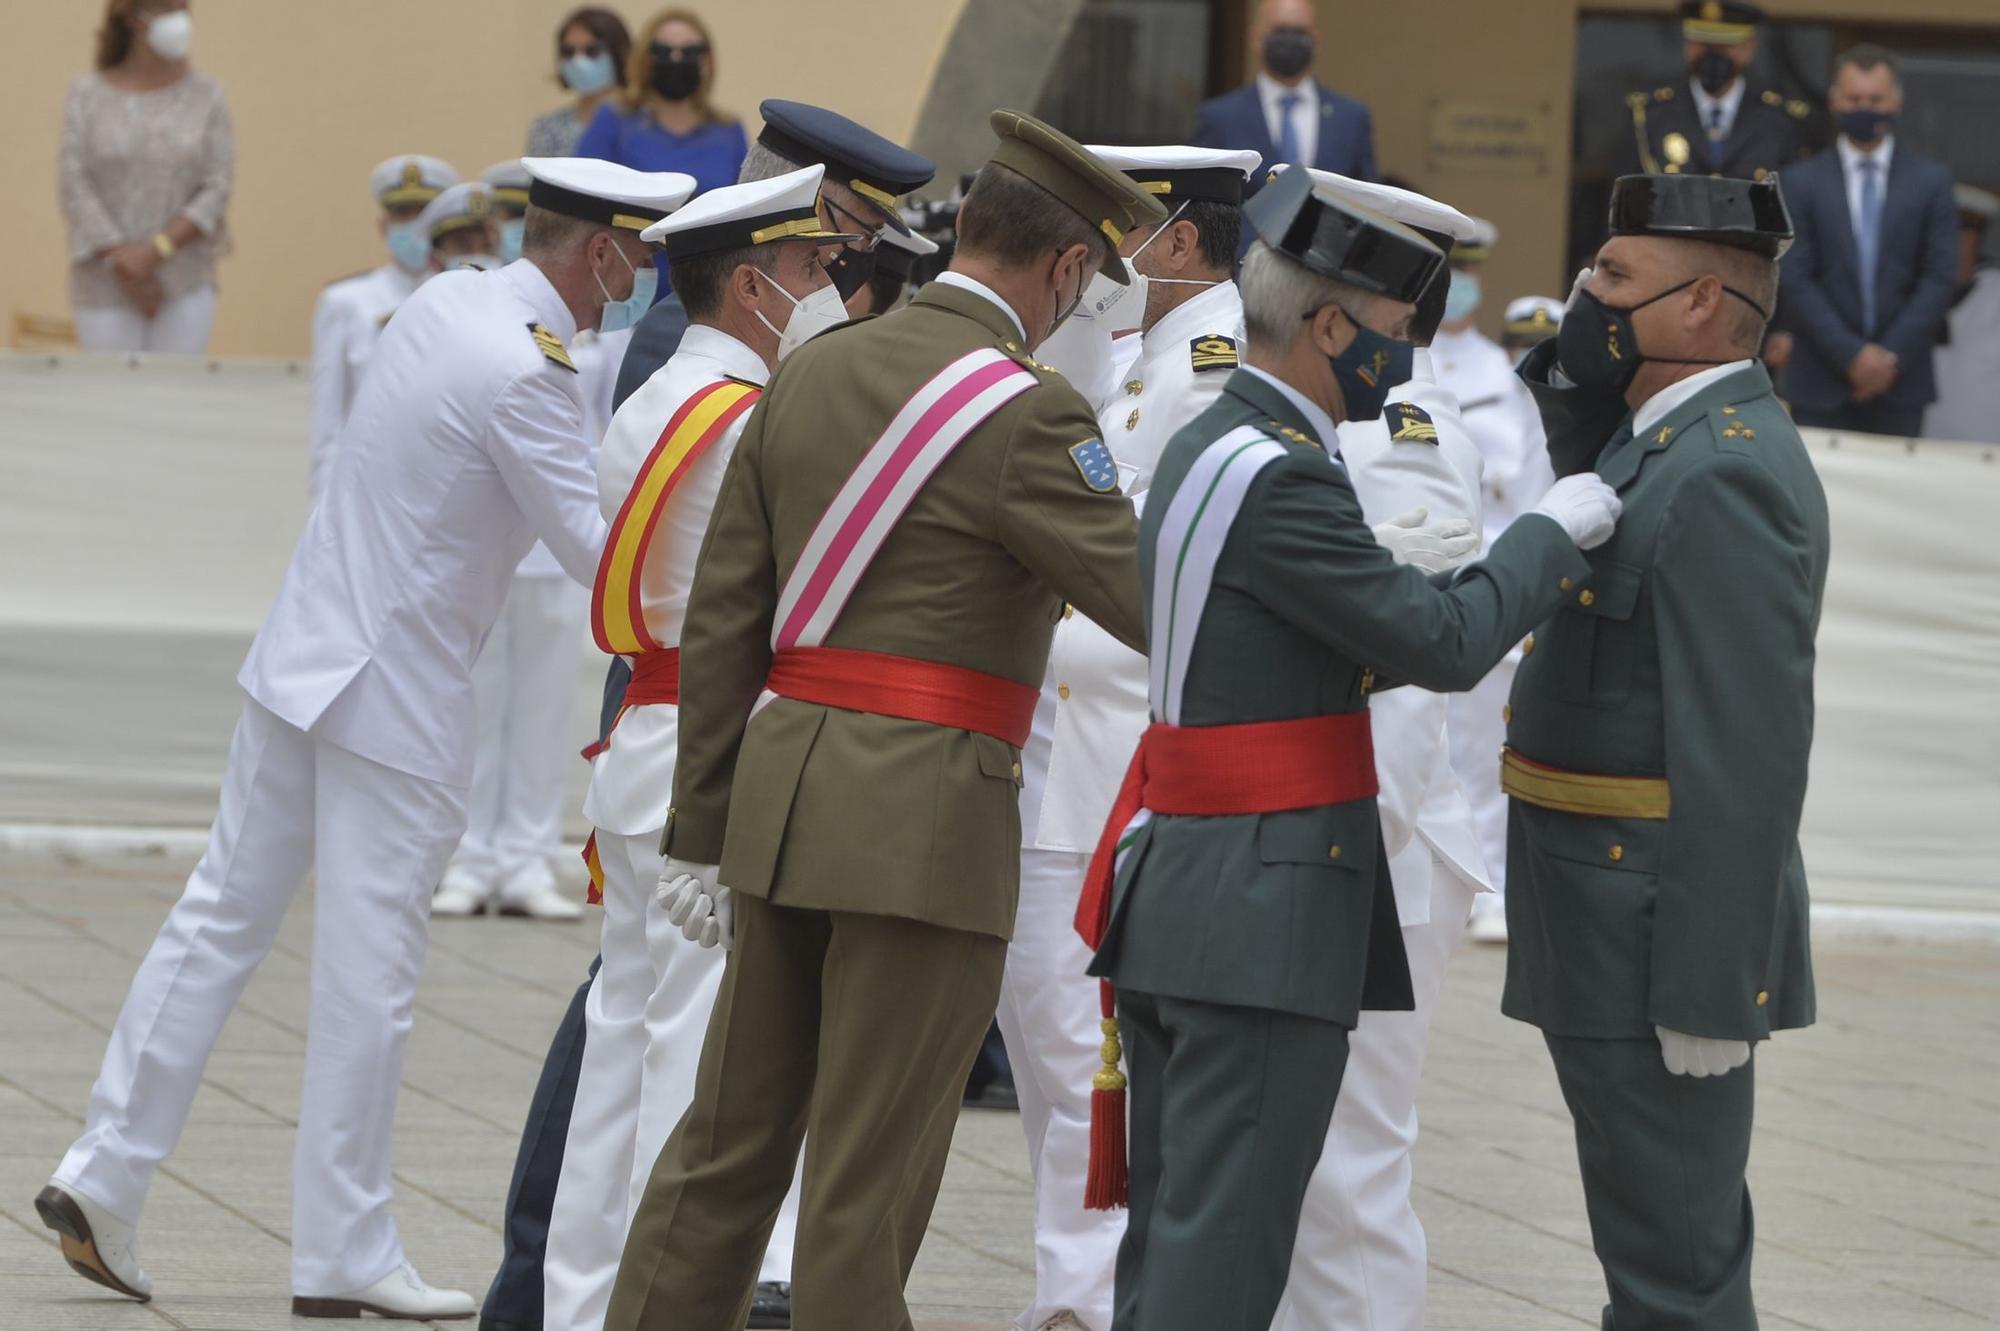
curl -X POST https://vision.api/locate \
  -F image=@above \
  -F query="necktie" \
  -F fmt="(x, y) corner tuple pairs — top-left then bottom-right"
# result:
(1276, 92), (1303, 164)
(1707, 104), (1728, 143)
(1857, 158), (1882, 334)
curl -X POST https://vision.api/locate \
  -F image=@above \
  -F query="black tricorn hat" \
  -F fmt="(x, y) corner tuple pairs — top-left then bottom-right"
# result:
(1243, 165), (1445, 304)
(1607, 172), (1793, 259)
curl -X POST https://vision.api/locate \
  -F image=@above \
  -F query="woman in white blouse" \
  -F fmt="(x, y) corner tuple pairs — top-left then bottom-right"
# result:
(60, 0), (234, 354)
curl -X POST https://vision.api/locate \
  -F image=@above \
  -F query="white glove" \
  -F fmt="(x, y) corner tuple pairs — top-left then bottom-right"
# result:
(1372, 507), (1480, 573)
(1532, 474), (1622, 550)
(674, 881), (735, 950)
(654, 857), (718, 916)
(1656, 1025), (1752, 1078)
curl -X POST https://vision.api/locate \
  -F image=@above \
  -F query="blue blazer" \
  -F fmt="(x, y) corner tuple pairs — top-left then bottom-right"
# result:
(1777, 143), (1958, 410)
(1195, 80), (1377, 193)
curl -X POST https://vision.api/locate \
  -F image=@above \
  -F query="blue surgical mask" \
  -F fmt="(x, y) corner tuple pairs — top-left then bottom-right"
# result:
(1444, 269), (1482, 324)
(1321, 306), (1414, 423)
(386, 221), (430, 273)
(593, 243), (658, 334)
(561, 51), (618, 96)
(498, 217), (526, 264)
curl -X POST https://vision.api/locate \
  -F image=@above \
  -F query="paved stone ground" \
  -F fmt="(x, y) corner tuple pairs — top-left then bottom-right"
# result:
(1, 845), (1996, 1330)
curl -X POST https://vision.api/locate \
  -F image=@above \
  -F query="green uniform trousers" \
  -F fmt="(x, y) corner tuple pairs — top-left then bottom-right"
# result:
(1113, 988), (1351, 1331)
(1545, 1034), (1758, 1331)
(605, 891), (1007, 1331)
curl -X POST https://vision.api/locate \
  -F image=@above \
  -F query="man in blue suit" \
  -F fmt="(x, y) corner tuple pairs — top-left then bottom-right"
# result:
(1778, 45), (1957, 438)
(1195, 0), (1377, 196)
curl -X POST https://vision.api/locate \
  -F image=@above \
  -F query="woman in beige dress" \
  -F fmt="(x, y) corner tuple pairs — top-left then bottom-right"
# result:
(60, 0), (234, 354)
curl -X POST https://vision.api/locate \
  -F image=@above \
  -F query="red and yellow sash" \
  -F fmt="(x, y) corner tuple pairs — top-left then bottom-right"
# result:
(591, 379), (761, 655)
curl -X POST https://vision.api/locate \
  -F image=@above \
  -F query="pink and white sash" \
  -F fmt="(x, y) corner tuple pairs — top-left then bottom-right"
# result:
(770, 346), (1038, 650)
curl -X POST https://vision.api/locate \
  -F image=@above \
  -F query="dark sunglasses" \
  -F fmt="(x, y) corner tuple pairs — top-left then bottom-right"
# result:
(558, 42), (604, 59)
(651, 41), (710, 61)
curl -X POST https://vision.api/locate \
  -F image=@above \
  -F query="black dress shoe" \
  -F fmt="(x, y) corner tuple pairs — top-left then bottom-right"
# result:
(478, 1319), (535, 1331)
(747, 1280), (792, 1329)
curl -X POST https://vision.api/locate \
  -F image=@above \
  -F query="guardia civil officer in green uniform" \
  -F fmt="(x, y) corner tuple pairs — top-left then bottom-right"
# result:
(605, 111), (1166, 1331)
(1504, 173), (1825, 1330)
(1619, 2), (1811, 184)
(1078, 167), (1624, 1331)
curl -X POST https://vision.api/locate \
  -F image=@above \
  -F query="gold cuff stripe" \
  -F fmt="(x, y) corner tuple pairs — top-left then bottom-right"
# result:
(849, 178), (897, 210)
(1500, 748), (1671, 820)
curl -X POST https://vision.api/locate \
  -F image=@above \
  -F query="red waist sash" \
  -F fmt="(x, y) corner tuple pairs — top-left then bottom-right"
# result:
(764, 646), (1038, 748)
(1075, 713), (1379, 950)
(625, 648), (682, 706)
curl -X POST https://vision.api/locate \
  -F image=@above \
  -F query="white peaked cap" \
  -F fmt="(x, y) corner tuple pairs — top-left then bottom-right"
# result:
(521, 157), (700, 233)
(640, 164), (858, 257)
(371, 154), (458, 206)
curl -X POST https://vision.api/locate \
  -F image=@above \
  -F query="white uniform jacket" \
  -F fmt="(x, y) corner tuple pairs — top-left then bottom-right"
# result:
(309, 263), (423, 499)
(582, 325), (767, 836)
(1429, 323), (1554, 545)
(1336, 349), (1494, 925)
(1924, 268), (2000, 445)
(1024, 281), (1246, 851)
(516, 325), (634, 579)
(240, 259), (607, 786)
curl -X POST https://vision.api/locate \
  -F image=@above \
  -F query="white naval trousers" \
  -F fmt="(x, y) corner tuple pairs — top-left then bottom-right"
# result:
(451, 574), (587, 890)
(53, 696), (468, 1296)
(72, 286), (218, 356)
(1447, 647), (1520, 905)
(993, 847), (1126, 1331)
(1268, 856), (1478, 1331)
(542, 828), (799, 1331)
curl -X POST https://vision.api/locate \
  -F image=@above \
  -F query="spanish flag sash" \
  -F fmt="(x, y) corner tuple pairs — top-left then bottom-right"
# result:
(591, 379), (762, 655)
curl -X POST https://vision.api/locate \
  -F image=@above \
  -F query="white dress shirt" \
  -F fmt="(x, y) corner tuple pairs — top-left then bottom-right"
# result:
(1689, 76), (1747, 144)
(583, 324), (769, 835)
(240, 258), (608, 785)
(1257, 72), (1320, 166)
(1633, 359), (1756, 439)
(1243, 364), (1340, 451)
(1837, 133), (1897, 240)
(931, 270), (1028, 342)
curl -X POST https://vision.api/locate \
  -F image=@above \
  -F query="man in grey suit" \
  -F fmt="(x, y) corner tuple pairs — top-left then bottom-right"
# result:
(1777, 44), (1957, 437)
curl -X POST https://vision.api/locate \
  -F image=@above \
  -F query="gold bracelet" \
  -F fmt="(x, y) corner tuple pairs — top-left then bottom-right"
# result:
(152, 232), (176, 260)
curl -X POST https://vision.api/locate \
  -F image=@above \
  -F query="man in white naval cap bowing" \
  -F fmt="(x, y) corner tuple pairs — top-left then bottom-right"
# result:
(1267, 167), (1492, 1331)
(545, 162), (858, 1331)
(34, 157), (696, 1323)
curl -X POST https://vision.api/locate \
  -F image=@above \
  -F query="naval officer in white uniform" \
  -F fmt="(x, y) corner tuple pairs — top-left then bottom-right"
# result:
(541, 164), (854, 1331)
(1268, 170), (1492, 1331)
(36, 158), (697, 1323)
(308, 154), (457, 500)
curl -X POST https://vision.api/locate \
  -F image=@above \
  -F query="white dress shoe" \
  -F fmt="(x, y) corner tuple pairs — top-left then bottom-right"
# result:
(495, 859), (582, 921)
(293, 1261), (476, 1320)
(432, 862), (493, 917)
(36, 1182), (152, 1301)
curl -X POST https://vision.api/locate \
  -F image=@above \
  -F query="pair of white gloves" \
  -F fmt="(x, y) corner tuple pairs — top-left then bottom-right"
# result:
(657, 859), (732, 950)
(1372, 473), (1621, 575)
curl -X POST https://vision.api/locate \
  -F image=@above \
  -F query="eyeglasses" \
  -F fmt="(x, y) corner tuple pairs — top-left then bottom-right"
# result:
(826, 197), (895, 253)
(651, 42), (710, 61)
(558, 42), (604, 59)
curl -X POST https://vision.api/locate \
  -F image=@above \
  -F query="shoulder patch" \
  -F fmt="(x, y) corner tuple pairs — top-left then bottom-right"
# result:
(528, 322), (577, 373)
(1189, 334), (1240, 372)
(1387, 401), (1440, 444)
(1068, 439), (1120, 492)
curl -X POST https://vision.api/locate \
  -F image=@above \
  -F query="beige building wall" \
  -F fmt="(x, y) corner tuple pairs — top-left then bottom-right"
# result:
(2, 0), (968, 358)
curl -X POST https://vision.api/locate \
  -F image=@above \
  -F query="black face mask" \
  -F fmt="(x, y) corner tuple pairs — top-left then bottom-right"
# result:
(824, 246), (877, 304)
(1262, 28), (1314, 80)
(648, 46), (702, 101)
(1691, 49), (1738, 97)
(1557, 278), (1770, 394)
(1837, 108), (1897, 143)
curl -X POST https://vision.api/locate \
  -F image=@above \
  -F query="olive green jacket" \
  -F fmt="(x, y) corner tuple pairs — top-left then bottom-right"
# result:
(1090, 370), (1590, 1026)
(664, 282), (1144, 941)
(1503, 363), (1826, 1042)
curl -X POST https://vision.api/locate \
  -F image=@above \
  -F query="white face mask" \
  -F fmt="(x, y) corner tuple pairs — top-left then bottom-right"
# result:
(146, 11), (194, 61)
(755, 269), (849, 361)
(1074, 204), (1215, 337)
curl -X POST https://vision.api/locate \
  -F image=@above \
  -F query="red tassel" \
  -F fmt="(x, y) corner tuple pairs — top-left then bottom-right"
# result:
(1083, 979), (1129, 1210)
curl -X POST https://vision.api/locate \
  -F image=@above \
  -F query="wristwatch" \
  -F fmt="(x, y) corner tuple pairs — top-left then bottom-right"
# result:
(151, 233), (176, 260)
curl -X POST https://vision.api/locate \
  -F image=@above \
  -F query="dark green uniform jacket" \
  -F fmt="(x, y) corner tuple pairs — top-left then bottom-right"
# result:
(1620, 77), (1812, 183)
(1090, 369), (1590, 1027)
(1504, 363), (1827, 1042)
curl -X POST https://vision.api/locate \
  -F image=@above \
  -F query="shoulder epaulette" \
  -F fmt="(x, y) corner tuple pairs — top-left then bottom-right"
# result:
(1786, 99), (1811, 119)
(1762, 89), (1783, 107)
(1387, 402), (1439, 444)
(1654, 85), (1676, 102)
(1265, 419), (1322, 451)
(528, 322), (577, 373)
(1190, 334), (1240, 372)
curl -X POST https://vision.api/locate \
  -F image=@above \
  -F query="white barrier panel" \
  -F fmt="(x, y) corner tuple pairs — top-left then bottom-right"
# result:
(1, 354), (1995, 917)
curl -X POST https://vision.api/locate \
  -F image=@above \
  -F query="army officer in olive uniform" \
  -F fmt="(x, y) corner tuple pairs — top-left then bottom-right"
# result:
(1085, 167), (1623, 1331)
(606, 112), (1166, 1331)
(1504, 173), (1825, 1330)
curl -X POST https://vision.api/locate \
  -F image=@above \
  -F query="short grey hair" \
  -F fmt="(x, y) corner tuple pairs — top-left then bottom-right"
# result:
(738, 140), (803, 184)
(1239, 241), (1370, 353)
(520, 206), (599, 264)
